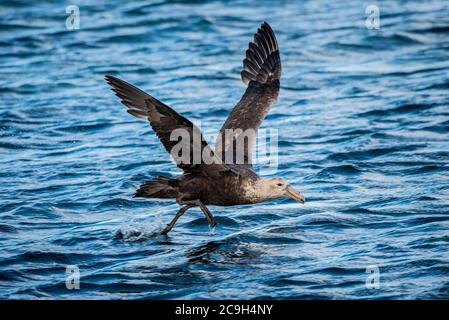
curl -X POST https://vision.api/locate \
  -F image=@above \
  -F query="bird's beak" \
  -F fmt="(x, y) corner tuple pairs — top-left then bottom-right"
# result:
(286, 186), (305, 204)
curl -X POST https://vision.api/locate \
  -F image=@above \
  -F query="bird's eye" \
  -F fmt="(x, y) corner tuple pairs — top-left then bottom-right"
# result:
(277, 183), (283, 186)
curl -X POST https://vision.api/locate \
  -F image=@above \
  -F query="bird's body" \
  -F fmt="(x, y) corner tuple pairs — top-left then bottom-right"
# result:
(137, 171), (257, 206)
(106, 22), (305, 234)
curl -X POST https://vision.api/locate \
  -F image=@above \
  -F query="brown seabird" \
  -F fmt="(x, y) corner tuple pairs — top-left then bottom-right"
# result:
(105, 22), (305, 235)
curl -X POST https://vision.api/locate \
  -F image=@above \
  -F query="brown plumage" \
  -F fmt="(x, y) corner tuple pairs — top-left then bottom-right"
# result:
(105, 22), (305, 235)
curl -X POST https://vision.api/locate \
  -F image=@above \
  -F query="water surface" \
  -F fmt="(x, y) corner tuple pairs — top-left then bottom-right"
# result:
(1, 0), (449, 299)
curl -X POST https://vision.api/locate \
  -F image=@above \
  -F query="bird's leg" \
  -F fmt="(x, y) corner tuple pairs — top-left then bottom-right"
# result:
(179, 199), (216, 228)
(161, 204), (193, 235)
(194, 200), (216, 228)
(174, 199), (217, 232)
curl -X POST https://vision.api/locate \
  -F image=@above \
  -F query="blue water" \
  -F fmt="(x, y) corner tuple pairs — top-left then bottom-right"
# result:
(1, 0), (449, 299)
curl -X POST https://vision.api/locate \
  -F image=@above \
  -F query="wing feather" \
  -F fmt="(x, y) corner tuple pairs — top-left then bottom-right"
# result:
(105, 75), (231, 176)
(215, 22), (281, 167)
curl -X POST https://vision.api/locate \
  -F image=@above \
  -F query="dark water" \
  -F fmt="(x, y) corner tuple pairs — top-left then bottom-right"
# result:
(1, 0), (449, 299)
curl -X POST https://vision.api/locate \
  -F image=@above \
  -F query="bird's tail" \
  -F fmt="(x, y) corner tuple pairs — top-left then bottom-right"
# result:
(241, 22), (281, 86)
(134, 176), (178, 199)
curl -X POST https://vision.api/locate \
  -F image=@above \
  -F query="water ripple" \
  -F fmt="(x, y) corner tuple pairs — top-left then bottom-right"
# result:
(1, 0), (448, 300)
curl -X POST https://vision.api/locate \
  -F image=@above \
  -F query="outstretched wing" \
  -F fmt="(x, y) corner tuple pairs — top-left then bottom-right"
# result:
(105, 75), (231, 176)
(215, 22), (281, 167)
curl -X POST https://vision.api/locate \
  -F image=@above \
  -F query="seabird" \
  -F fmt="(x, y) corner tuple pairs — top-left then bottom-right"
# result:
(105, 22), (305, 235)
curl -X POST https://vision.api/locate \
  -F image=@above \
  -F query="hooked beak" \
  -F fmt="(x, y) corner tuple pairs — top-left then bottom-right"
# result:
(286, 186), (305, 204)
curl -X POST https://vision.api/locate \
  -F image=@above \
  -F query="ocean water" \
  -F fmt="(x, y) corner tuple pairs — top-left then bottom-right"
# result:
(1, 0), (449, 299)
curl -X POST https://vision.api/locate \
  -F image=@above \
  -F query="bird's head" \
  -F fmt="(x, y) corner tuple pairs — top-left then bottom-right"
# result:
(260, 178), (305, 204)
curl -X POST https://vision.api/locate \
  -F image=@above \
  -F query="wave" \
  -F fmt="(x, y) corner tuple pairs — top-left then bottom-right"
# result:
(1, 0), (448, 300)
